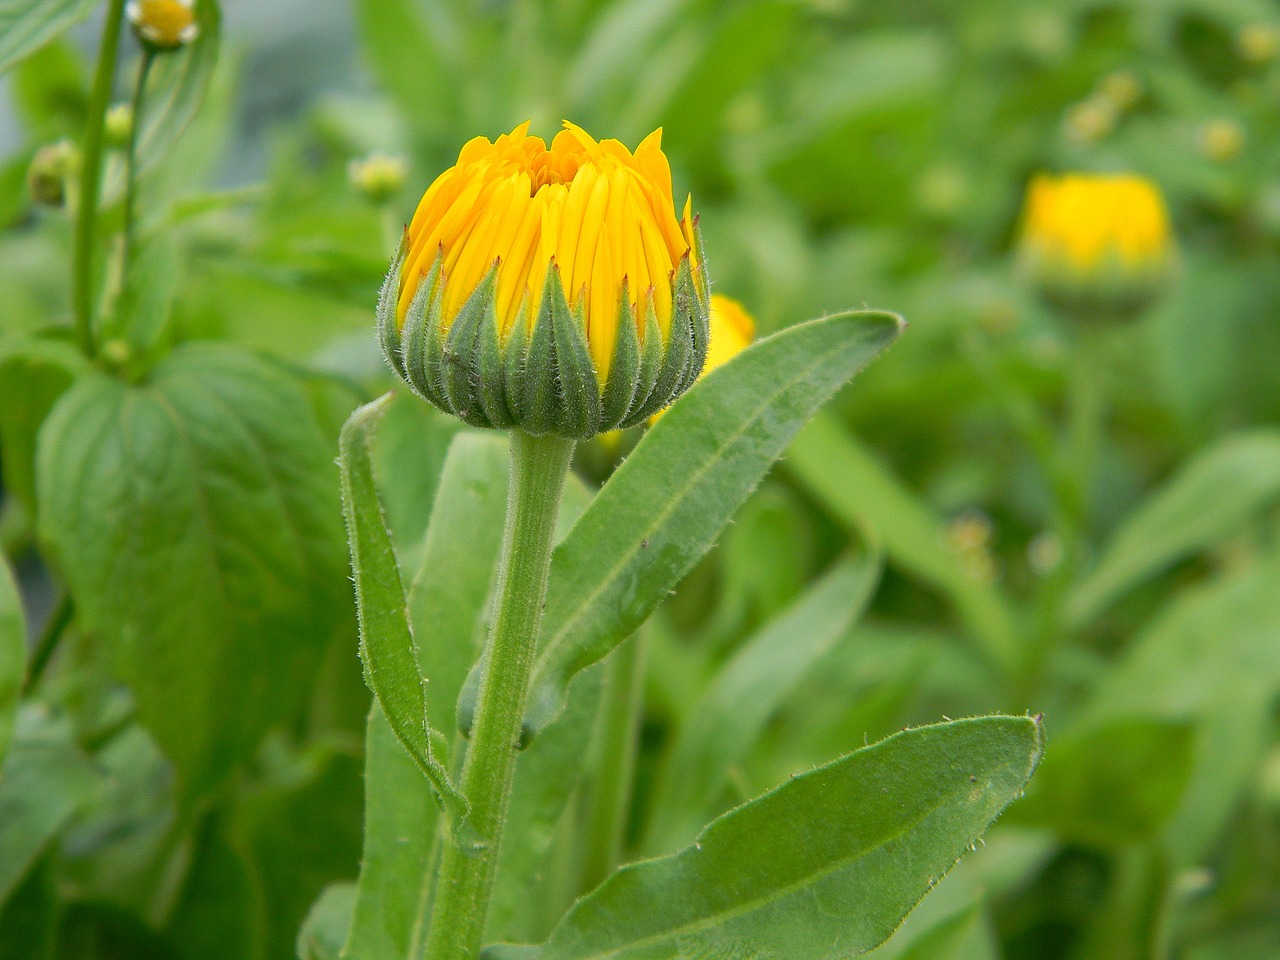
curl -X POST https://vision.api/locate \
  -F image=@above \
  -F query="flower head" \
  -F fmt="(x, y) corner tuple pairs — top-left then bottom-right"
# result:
(379, 121), (710, 438)
(1017, 173), (1176, 321)
(127, 0), (198, 51)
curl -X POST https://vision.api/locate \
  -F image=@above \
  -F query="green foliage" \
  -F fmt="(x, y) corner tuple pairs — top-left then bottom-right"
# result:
(0, 555), (23, 765)
(0, 0), (96, 75)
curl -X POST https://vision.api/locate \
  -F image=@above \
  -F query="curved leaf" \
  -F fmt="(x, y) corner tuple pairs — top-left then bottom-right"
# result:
(0, 555), (24, 767)
(0, 0), (95, 75)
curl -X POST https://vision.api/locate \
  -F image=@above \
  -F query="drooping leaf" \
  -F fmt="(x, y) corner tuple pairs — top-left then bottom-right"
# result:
(0, 555), (23, 767)
(0, 0), (96, 75)
(647, 550), (881, 850)
(338, 395), (461, 815)
(514, 310), (902, 739)
(0, 707), (100, 907)
(486, 716), (1042, 960)
(37, 342), (351, 797)
(1068, 430), (1280, 626)
(786, 412), (1020, 677)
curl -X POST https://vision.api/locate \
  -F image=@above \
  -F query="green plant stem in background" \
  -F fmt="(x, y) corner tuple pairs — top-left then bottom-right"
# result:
(578, 631), (645, 893)
(424, 431), (576, 960)
(71, 0), (128, 361)
(122, 48), (156, 271)
(22, 595), (73, 695)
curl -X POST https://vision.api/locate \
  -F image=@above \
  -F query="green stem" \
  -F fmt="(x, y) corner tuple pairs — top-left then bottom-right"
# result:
(122, 49), (155, 271)
(424, 431), (576, 960)
(578, 630), (645, 893)
(24, 595), (74, 695)
(71, 0), (128, 360)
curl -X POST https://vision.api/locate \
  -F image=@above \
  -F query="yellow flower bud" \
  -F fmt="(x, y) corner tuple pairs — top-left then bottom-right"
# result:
(1063, 97), (1116, 144)
(1198, 119), (1245, 163)
(380, 121), (710, 439)
(1099, 71), (1141, 111)
(27, 139), (80, 208)
(649, 294), (754, 424)
(1017, 173), (1176, 322)
(126, 0), (198, 51)
(1238, 23), (1280, 65)
(348, 153), (407, 203)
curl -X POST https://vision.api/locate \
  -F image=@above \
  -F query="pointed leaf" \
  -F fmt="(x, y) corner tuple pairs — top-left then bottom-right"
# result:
(0, 555), (23, 767)
(0, 0), (95, 75)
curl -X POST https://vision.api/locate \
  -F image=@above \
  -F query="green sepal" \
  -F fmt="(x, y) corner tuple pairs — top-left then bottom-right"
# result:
(519, 265), (563, 436)
(599, 279), (641, 431)
(551, 282), (602, 440)
(618, 305), (665, 428)
(674, 253), (710, 396)
(441, 268), (498, 428)
(503, 303), (529, 422)
(376, 232), (409, 381)
(401, 255), (448, 411)
(477, 291), (514, 429)
(643, 285), (693, 421)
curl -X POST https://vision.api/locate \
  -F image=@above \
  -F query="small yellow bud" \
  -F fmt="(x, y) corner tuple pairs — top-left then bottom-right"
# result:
(1063, 97), (1116, 144)
(1237, 23), (1280, 64)
(127, 0), (198, 51)
(347, 153), (408, 204)
(105, 103), (134, 149)
(27, 140), (80, 208)
(1016, 172), (1177, 322)
(1198, 119), (1245, 163)
(1099, 71), (1141, 111)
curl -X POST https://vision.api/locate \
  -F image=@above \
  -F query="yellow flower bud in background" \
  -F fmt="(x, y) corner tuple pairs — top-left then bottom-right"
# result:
(649, 293), (755, 424)
(348, 153), (408, 204)
(1237, 23), (1280, 65)
(1198, 119), (1245, 163)
(1017, 173), (1177, 322)
(127, 0), (198, 51)
(105, 103), (134, 149)
(379, 121), (710, 438)
(1099, 71), (1141, 111)
(1063, 97), (1116, 144)
(27, 139), (80, 208)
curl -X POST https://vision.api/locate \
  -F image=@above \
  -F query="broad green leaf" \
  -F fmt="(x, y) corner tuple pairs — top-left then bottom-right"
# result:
(0, 555), (23, 766)
(0, 707), (99, 906)
(0, 0), (95, 75)
(0, 339), (89, 517)
(518, 309), (902, 739)
(409, 432), (510, 734)
(647, 551), (882, 850)
(338, 395), (461, 815)
(1006, 719), (1195, 847)
(300, 884), (357, 960)
(37, 343), (351, 796)
(1067, 430), (1280, 626)
(786, 412), (1020, 677)
(486, 716), (1042, 960)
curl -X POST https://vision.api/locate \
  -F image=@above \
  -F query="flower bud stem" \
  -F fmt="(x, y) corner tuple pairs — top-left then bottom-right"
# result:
(72, 0), (128, 361)
(424, 430), (576, 960)
(122, 48), (155, 272)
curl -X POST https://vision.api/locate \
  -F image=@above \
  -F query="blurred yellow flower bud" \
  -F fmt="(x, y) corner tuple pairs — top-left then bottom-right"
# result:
(1017, 173), (1177, 322)
(127, 0), (198, 51)
(1063, 97), (1116, 144)
(1237, 23), (1280, 64)
(648, 294), (754, 424)
(1099, 71), (1141, 111)
(27, 139), (80, 208)
(348, 153), (408, 203)
(105, 103), (134, 149)
(1198, 119), (1245, 163)
(379, 121), (709, 438)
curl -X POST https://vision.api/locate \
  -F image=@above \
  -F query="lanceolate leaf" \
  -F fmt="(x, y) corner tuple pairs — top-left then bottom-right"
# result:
(0, 0), (96, 75)
(0, 555), (24, 771)
(648, 550), (881, 850)
(487, 716), (1042, 960)
(518, 310), (902, 738)
(338, 395), (462, 816)
(37, 343), (352, 797)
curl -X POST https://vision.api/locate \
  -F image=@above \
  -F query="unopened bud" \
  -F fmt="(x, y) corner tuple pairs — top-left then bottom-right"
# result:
(347, 153), (408, 204)
(105, 103), (134, 149)
(27, 140), (79, 208)
(1064, 97), (1116, 144)
(1237, 23), (1280, 65)
(1099, 71), (1141, 111)
(1198, 119), (1244, 163)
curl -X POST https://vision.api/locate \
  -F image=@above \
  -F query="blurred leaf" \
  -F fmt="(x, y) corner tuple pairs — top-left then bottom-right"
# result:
(0, 708), (99, 907)
(0, 0), (95, 75)
(37, 343), (350, 797)
(1068, 430), (1280, 626)
(351, 0), (455, 140)
(485, 716), (1042, 960)
(787, 413), (1020, 677)
(647, 550), (882, 850)
(1008, 720), (1195, 847)
(11, 37), (86, 138)
(162, 816), (264, 960)
(0, 555), (23, 766)
(567, 0), (691, 115)
(0, 339), (89, 517)
(892, 903), (998, 960)
(516, 310), (903, 739)
(338, 395), (462, 814)
(299, 884), (356, 960)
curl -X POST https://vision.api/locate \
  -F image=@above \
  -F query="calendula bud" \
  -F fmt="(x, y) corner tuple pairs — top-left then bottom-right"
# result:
(1017, 173), (1176, 322)
(1099, 71), (1141, 111)
(1237, 23), (1280, 65)
(105, 103), (134, 149)
(379, 121), (710, 439)
(126, 0), (198, 51)
(1198, 119), (1245, 162)
(27, 140), (80, 208)
(348, 153), (407, 203)
(649, 293), (754, 423)
(1063, 97), (1116, 144)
